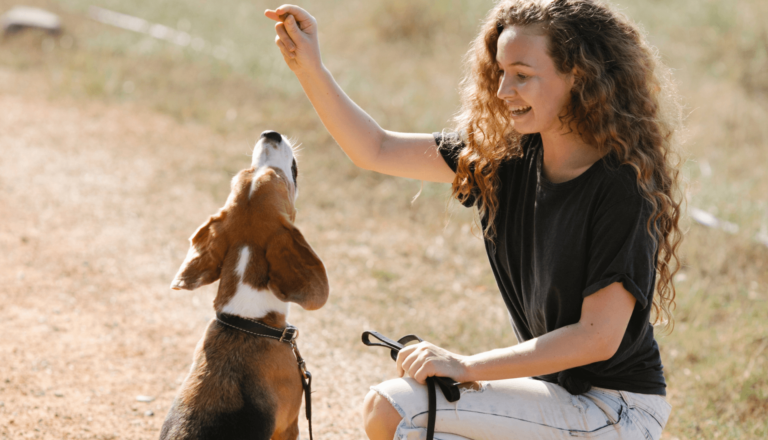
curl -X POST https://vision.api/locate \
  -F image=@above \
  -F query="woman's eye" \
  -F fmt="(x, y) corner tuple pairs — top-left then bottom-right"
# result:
(516, 73), (529, 80)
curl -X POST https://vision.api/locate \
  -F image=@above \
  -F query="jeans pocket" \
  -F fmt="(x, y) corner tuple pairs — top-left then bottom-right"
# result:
(567, 406), (624, 438)
(619, 391), (671, 440)
(619, 391), (671, 429)
(584, 388), (625, 425)
(569, 392), (626, 438)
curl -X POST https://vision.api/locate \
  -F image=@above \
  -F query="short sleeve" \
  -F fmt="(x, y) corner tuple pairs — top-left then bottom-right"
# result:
(433, 132), (478, 208)
(433, 132), (464, 172)
(582, 196), (657, 309)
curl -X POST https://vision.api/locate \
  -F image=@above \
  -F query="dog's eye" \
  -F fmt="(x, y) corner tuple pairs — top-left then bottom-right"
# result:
(291, 159), (298, 186)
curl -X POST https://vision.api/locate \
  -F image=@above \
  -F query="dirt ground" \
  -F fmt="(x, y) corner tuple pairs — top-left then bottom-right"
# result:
(0, 68), (406, 439)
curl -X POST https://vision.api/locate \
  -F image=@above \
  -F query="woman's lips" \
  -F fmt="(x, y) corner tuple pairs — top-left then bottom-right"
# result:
(509, 105), (532, 116)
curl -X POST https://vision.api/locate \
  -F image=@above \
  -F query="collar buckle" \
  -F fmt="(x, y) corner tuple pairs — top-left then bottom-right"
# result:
(280, 326), (298, 343)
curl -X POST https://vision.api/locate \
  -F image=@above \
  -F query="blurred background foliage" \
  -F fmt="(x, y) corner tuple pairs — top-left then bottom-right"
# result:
(1, 0), (767, 438)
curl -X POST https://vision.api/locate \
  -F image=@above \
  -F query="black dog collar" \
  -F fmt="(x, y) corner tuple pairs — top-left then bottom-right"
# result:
(215, 312), (299, 343)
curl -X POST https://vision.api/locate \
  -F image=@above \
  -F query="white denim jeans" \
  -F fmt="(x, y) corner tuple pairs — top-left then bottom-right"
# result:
(371, 377), (671, 440)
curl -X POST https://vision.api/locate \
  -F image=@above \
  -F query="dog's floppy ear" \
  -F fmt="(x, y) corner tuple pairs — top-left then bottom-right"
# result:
(170, 211), (228, 291)
(266, 221), (329, 310)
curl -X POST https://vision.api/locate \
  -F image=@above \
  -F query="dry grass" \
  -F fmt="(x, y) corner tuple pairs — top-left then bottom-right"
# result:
(0, 0), (766, 438)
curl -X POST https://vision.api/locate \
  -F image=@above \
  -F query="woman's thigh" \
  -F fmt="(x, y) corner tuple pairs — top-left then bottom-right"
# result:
(370, 377), (671, 440)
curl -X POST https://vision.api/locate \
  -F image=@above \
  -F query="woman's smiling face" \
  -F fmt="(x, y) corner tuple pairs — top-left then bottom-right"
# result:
(496, 25), (574, 136)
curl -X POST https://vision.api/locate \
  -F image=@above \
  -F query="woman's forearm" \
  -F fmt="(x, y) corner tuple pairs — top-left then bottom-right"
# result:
(459, 322), (614, 382)
(397, 281), (635, 384)
(294, 65), (387, 169)
(456, 282), (635, 382)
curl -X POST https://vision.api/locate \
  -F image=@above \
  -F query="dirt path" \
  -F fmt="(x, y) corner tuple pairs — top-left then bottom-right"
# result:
(0, 69), (400, 439)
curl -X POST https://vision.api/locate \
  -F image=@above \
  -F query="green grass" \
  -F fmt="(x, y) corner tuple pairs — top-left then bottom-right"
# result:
(1, 0), (767, 437)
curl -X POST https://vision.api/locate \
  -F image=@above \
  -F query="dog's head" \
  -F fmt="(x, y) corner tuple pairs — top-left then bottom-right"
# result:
(170, 131), (329, 311)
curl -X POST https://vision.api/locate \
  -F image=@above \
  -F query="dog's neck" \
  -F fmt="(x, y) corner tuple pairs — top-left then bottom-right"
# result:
(218, 246), (290, 325)
(251, 166), (297, 206)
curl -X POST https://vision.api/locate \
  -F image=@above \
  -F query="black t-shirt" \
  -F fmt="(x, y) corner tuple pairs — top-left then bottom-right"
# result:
(436, 132), (666, 395)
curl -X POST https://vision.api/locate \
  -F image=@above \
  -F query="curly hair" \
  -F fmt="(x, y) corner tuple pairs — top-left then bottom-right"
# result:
(449, 0), (683, 330)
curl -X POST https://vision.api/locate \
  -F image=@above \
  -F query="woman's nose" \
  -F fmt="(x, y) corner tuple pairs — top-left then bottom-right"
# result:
(497, 75), (516, 100)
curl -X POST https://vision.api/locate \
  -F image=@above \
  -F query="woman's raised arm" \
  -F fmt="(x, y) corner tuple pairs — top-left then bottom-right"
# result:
(264, 5), (455, 183)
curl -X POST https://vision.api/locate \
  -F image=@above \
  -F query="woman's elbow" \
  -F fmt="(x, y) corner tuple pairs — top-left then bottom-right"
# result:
(350, 153), (379, 172)
(592, 334), (623, 362)
(349, 137), (387, 171)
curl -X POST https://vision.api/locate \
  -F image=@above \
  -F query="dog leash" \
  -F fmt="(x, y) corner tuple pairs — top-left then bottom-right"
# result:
(292, 342), (313, 440)
(362, 331), (461, 440)
(216, 313), (314, 440)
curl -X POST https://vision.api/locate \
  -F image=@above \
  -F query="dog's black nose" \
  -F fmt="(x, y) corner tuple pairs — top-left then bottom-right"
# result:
(260, 130), (282, 143)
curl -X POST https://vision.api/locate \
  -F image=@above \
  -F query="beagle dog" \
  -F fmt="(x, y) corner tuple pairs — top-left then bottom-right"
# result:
(160, 131), (329, 440)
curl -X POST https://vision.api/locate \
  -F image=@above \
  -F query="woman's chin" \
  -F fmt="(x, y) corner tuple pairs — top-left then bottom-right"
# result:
(509, 111), (538, 134)
(510, 121), (536, 135)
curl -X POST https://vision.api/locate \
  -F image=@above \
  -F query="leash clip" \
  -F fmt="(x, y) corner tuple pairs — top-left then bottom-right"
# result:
(297, 359), (309, 378)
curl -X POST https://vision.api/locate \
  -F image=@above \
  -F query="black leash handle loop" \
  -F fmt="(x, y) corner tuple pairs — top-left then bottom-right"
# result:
(361, 331), (422, 361)
(362, 331), (462, 403)
(362, 331), (462, 440)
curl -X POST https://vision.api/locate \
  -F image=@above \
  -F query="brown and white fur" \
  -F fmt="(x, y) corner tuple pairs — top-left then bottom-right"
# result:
(160, 131), (329, 440)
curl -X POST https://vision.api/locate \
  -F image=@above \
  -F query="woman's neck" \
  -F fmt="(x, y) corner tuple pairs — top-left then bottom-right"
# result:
(539, 129), (603, 184)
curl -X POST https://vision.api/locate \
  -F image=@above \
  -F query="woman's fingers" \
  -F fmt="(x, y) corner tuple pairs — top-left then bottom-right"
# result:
(401, 351), (423, 378)
(263, 9), (281, 21)
(413, 362), (434, 384)
(275, 22), (296, 52)
(269, 5), (315, 28)
(409, 352), (431, 384)
(397, 343), (432, 381)
(397, 342), (468, 384)
(275, 38), (295, 59)
(282, 15), (301, 39)
(396, 345), (418, 377)
(265, 5), (321, 73)
(264, 5), (316, 34)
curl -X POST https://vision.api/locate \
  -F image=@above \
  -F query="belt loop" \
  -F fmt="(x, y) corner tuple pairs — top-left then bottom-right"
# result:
(618, 390), (636, 409)
(585, 392), (622, 425)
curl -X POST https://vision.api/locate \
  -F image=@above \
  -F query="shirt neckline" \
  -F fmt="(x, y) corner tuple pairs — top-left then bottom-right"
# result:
(535, 139), (605, 191)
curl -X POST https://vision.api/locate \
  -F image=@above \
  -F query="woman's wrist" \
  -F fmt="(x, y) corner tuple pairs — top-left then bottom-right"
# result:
(455, 348), (521, 383)
(293, 61), (327, 83)
(457, 355), (479, 383)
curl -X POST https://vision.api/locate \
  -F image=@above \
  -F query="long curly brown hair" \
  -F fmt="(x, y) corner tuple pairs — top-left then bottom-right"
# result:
(449, 0), (683, 330)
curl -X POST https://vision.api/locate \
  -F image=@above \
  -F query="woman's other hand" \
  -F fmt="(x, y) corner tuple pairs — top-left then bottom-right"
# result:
(264, 5), (322, 74)
(396, 341), (470, 384)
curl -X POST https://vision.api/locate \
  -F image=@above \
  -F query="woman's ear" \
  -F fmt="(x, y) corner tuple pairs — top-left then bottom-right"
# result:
(265, 222), (329, 310)
(170, 212), (229, 291)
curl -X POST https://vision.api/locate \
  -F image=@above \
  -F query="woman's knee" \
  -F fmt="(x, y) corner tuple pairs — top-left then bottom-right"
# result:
(363, 389), (402, 440)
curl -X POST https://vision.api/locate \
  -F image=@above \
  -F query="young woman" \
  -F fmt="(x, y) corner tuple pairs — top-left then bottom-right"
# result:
(265, 1), (682, 439)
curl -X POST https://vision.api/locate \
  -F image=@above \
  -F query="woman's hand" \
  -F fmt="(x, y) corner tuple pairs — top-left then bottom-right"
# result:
(264, 5), (322, 75)
(396, 341), (470, 384)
